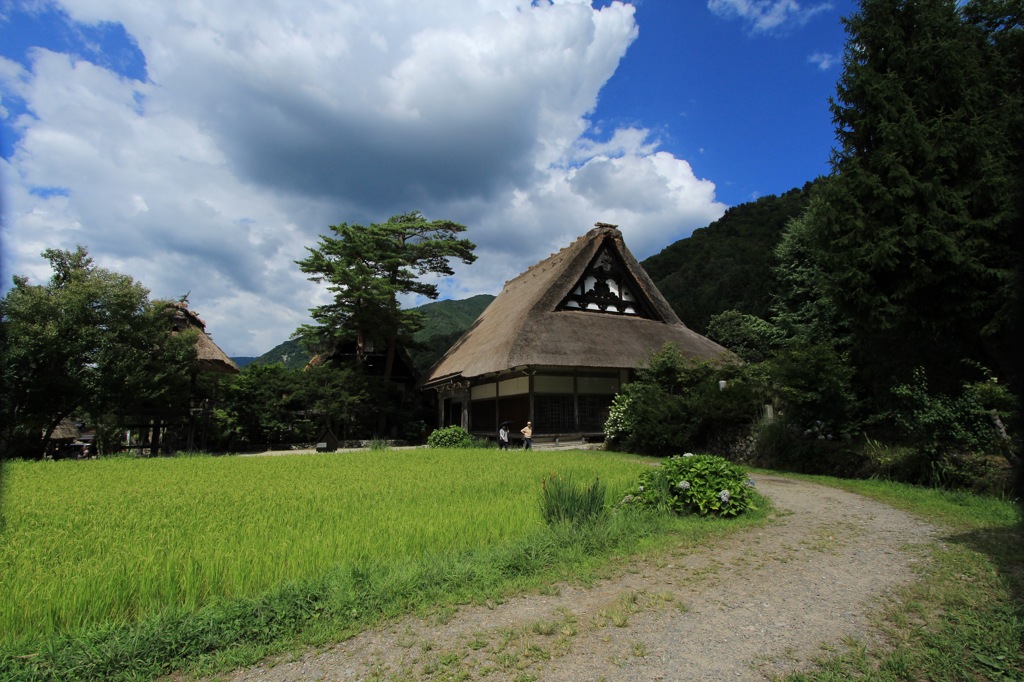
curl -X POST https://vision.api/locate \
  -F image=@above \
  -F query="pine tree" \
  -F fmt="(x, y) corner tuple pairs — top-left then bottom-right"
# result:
(295, 212), (476, 434)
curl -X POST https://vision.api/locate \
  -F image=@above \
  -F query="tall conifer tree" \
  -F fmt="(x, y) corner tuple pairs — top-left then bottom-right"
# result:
(807, 0), (1020, 394)
(297, 212), (476, 376)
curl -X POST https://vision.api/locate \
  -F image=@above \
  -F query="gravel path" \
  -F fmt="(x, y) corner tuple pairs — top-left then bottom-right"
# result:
(218, 475), (937, 681)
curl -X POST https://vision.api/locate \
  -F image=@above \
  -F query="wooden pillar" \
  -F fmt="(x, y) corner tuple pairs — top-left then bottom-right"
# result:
(141, 421), (152, 457)
(528, 373), (535, 426)
(152, 418), (162, 455)
(494, 379), (501, 434)
(572, 370), (580, 432)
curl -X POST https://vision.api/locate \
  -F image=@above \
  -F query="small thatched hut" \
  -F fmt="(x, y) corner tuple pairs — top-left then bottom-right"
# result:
(421, 223), (730, 439)
(123, 302), (240, 454)
(45, 417), (88, 459)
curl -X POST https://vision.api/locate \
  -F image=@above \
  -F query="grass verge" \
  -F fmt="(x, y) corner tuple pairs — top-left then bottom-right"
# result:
(763, 471), (1024, 681)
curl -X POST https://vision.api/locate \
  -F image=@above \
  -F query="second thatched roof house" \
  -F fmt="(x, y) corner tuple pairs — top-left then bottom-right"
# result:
(422, 223), (731, 439)
(168, 303), (240, 375)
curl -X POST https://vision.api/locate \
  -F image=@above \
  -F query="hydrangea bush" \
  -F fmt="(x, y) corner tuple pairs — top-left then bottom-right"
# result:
(426, 425), (474, 449)
(603, 392), (633, 444)
(620, 453), (756, 517)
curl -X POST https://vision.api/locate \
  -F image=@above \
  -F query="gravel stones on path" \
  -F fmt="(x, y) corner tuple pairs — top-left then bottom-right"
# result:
(219, 475), (938, 682)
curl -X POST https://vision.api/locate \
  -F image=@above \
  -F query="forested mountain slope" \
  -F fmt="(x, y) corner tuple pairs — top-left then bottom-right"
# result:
(641, 183), (814, 333)
(407, 294), (495, 372)
(253, 294), (495, 372)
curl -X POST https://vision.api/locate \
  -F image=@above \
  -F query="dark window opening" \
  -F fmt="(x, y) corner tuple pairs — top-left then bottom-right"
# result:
(534, 395), (574, 433)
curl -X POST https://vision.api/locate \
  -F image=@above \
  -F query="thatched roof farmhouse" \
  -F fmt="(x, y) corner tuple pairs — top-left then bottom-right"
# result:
(422, 223), (730, 439)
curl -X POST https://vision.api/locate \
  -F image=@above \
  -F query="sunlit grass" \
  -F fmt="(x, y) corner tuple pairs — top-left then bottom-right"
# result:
(0, 449), (650, 648)
(757, 469), (1024, 682)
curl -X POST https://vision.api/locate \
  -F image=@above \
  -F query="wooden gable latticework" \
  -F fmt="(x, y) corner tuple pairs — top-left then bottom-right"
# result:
(558, 242), (659, 319)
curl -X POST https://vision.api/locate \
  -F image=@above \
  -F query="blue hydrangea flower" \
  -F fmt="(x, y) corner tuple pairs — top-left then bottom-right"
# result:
(746, 478), (756, 488)
(677, 480), (691, 491)
(718, 489), (730, 503)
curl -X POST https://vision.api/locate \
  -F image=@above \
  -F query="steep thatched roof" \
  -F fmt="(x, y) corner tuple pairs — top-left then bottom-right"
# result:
(50, 417), (80, 441)
(169, 303), (240, 375)
(423, 224), (730, 387)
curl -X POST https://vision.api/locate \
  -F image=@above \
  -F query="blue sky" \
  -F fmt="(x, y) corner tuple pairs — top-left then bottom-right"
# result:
(1, 0), (854, 356)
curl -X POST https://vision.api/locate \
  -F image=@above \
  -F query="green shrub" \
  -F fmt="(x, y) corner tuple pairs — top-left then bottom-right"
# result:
(768, 342), (858, 439)
(706, 310), (785, 363)
(890, 367), (1009, 462)
(603, 345), (762, 456)
(540, 473), (607, 526)
(754, 418), (867, 477)
(930, 452), (1008, 493)
(620, 454), (756, 517)
(883, 367), (1019, 492)
(426, 425), (474, 449)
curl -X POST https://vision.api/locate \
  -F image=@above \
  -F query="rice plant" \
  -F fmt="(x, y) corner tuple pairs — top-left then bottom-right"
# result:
(0, 449), (643, 649)
(540, 473), (607, 526)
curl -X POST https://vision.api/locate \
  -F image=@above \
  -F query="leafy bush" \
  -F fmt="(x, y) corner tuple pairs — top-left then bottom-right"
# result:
(707, 310), (785, 362)
(540, 473), (606, 526)
(753, 418), (867, 477)
(768, 342), (858, 439)
(604, 383), (689, 455)
(426, 425), (474, 449)
(604, 345), (762, 456)
(882, 366), (1020, 492)
(890, 368), (1009, 460)
(620, 454), (756, 517)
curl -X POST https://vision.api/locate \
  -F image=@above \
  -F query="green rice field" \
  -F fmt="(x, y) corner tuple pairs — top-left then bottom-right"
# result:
(0, 448), (649, 649)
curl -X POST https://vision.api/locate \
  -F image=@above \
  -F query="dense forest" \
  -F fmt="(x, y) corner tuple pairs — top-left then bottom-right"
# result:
(606, 0), (1022, 493)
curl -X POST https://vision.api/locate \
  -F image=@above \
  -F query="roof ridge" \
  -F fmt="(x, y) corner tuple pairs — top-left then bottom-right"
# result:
(502, 224), (607, 290)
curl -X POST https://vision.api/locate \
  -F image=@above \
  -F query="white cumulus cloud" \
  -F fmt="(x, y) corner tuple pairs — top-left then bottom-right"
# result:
(1, 0), (726, 355)
(808, 51), (838, 70)
(707, 0), (832, 33)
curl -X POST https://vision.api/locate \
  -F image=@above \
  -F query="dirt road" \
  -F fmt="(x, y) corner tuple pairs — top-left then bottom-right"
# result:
(220, 475), (937, 681)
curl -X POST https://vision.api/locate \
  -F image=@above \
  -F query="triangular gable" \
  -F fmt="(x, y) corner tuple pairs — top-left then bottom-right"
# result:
(556, 240), (660, 320)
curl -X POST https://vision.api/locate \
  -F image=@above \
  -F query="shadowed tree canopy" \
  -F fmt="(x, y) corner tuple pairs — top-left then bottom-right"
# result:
(0, 246), (196, 457)
(805, 0), (1021, 394)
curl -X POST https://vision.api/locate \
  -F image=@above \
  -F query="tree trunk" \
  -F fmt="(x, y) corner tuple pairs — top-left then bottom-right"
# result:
(990, 409), (1021, 468)
(356, 327), (366, 364)
(384, 335), (397, 384)
(377, 336), (399, 438)
(41, 413), (68, 459)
